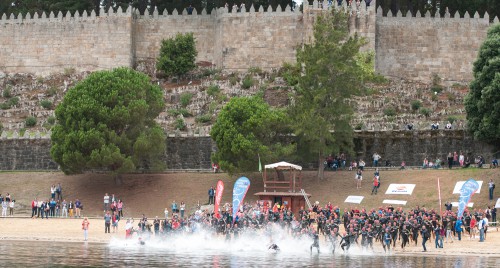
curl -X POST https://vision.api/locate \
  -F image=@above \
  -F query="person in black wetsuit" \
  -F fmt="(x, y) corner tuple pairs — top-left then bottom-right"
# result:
(328, 227), (341, 254)
(310, 230), (320, 253)
(268, 243), (280, 251)
(339, 232), (351, 253)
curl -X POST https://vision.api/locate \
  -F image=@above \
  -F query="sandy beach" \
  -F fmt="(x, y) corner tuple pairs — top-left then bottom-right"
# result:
(1, 217), (499, 257)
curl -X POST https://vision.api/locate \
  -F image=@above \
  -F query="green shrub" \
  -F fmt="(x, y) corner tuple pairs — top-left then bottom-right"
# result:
(25, 116), (37, 127)
(201, 67), (221, 77)
(0, 102), (10, 110)
(0, 122), (3, 132)
(40, 99), (53, 109)
(229, 76), (239, 86)
(168, 109), (181, 116)
(280, 62), (300, 86)
(431, 85), (443, 94)
(19, 128), (26, 136)
(47, 87), (58, 96)
(420, 107), (431, 117)
(2, 87), (12, 98)
(206, 84), (221, 97)
(248, 66), (263, 75)
(410, 100), (422, 111)
(168, 108), (191, 117)
(431, 93), (439, 102)
(354, 122), (363, 130)
(446, 92), (456, 101)
(383, 107), (396, 117)
(180, 93), (193, 107)
(8, 97), (19, 107)
(64, 67), (76, 76)
(241, 75), (255, 89)
(175, 118), (186, 130)
(157, 33), (197, 77)
(447, 115), (458, 124)
(47, 116), (56, 125)
(195, 114), (212, 124)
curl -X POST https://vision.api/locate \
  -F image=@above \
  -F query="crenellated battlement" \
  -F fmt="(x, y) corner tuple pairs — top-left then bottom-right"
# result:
(0, 0), (498, 82)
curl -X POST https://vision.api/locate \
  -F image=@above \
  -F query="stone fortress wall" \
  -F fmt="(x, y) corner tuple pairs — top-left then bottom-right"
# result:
(0, 130), (493, 170)
(1, 1), (497, 82)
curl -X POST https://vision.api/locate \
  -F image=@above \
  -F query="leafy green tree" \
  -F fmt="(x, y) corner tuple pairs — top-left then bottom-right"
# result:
(51, 67), (166, 183)
(289, 8), (373, 179)
(210, 96), (294, 174)
(464, 24), (500, 144)
(157, 32), (197, 77)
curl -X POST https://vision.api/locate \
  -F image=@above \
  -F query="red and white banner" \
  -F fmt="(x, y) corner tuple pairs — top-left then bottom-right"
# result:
(385, 184), (416, 195)
(214, 180), (224, 219)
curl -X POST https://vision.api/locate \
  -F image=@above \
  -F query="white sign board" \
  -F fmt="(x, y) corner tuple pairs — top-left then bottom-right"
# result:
(344, 196), (364, 204)
(452, 181), (483, 194)
(451, 202), (474, 208)
(495, 198), (500, 209)
(383, 200), (408, 205)
(385, 184), (416, 195)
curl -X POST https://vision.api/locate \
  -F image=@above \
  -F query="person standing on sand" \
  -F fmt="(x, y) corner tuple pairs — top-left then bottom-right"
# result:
(75, 199), (81, 218)
(82, 217), (90, 241)
(104, 193), (110, 213)
(104, 211), (112, 233)
(208, 187), (215, 205)
(488, 179), (495, 201)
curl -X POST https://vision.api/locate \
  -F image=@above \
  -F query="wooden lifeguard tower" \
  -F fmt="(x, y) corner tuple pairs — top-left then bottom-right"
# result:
(254, 161), (311, 215)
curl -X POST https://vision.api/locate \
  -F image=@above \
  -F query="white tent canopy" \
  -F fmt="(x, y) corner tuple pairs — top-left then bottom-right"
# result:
(264, 161), (302, 170)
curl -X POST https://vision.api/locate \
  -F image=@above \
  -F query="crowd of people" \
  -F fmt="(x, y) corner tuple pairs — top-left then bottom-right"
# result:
(117, 198), (496, 253)
(0, 193), (15, 217)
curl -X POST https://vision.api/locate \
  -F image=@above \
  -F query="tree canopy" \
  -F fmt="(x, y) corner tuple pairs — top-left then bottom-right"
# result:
(289, 8), (374, 179)
(210, 96), (294, 174)
(157, 33), (197, 77)
(50, 67), (166, 178)
(464, 24), (500, 144)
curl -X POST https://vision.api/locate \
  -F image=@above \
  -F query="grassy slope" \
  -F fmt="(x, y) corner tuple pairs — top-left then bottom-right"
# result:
(0, 168), (498, 218)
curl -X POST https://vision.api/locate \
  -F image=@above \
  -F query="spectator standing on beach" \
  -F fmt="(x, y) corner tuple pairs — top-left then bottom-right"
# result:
(9, 199), (14, 216)
(172, 200), (178, 215)
(68, 200), (74, 217)
(104, 193), (110, 213)
(104, 211), (111, 233)
(2, 199), (8, 217)
(31, 198), (37, 218)
(50, 185), (56, 199)
(455, 217), (463, 241)
(75, 199), (82, 218)
(62, 200), (68, 218)
(164, 207), (169, 219)
(488, 179), (495, 201)
(208, 186), (215, 205)
(117, 199), (124, 217)
(372, 153), (381, 167)
(82, 217), (90, 241)
(56, 183), (62, 200)
(112, 211), (120, 233)
(180, 201), (186, 218)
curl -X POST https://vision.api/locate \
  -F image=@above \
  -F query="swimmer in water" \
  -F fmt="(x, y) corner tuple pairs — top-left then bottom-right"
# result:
(268, 243), (280, 251)
(310, 229), (320, 253)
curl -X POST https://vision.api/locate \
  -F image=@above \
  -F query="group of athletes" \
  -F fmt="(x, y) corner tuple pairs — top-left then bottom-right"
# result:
(124, 199), (492, 253)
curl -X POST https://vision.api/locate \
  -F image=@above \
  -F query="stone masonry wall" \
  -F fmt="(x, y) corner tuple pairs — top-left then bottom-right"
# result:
(0, 130), (493, 171)
(375, 8), (496, 83)
(0, 8), (133, 75)
(0, 1), (498, 82)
